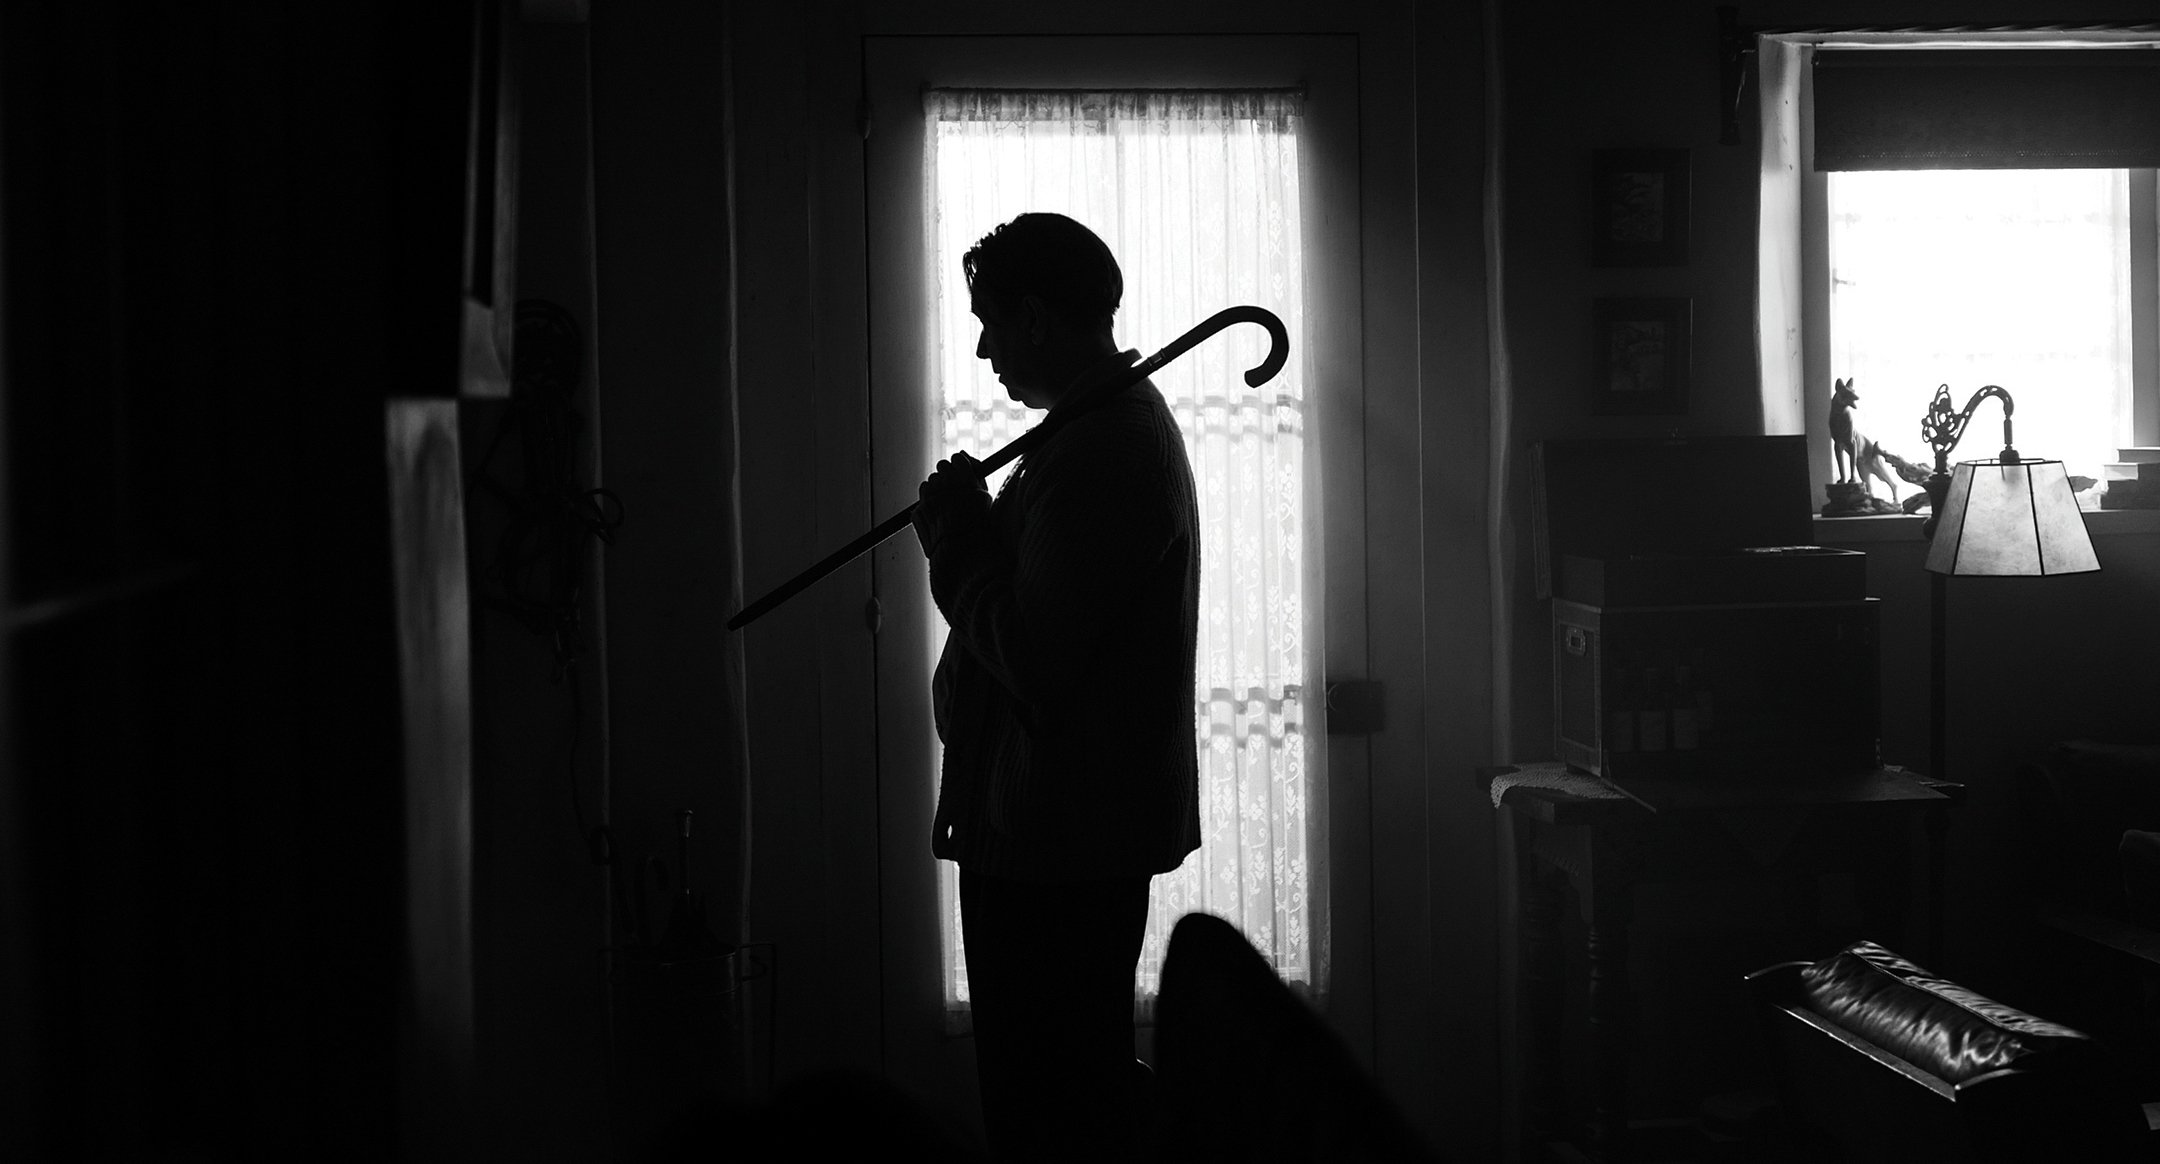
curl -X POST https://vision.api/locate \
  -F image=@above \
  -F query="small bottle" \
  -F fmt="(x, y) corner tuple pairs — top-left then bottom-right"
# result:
(1604, 657), (1636, 755)
(1689, 648), (1716, 738)
(1670, 661), (1700, 752)
(1638, 664), (1668, 753)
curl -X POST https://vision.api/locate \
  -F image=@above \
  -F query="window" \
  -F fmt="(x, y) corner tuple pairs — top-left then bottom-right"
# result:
(923, 88), (1324, 1025)
(1826, 167), (2140, 493)
(1753, 35), (2160, 492)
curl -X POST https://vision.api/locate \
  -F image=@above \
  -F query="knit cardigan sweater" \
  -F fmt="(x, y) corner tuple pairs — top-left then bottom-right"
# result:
(928, 352), (1202, 882)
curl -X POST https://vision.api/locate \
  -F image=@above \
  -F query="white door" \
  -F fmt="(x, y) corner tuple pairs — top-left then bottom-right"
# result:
(862, 34), (1369, 1135)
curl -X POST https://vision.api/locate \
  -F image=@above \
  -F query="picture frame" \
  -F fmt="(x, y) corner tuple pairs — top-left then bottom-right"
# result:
(1592, 297), (1691, 416)
(1591, 148), (1689, 267)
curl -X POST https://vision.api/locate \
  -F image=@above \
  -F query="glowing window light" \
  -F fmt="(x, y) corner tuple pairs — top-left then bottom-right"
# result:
(1827, 168), (2132, 491)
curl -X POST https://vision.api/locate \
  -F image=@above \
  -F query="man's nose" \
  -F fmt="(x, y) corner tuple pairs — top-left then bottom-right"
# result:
(975, 330), (989, 360)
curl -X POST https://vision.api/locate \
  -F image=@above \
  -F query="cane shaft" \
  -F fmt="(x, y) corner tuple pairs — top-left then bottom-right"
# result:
(727, 305), (1286, 631)
(726, 507), (918, 631)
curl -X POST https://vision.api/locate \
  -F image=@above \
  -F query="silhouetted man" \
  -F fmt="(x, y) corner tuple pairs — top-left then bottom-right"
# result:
(913, 213), (1202, 1162)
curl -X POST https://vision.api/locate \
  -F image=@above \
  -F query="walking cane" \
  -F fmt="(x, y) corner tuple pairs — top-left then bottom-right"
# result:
(727, 304), (1289, 631)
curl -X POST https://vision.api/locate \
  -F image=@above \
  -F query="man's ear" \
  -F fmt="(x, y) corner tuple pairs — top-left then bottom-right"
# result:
(1021, 294), (1052, 345)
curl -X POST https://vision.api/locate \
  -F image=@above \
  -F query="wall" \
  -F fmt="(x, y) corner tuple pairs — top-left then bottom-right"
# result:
(584, 1), (770, 1152)
(1498, 0), (1768, 759)
(461, 11), (614, 1155)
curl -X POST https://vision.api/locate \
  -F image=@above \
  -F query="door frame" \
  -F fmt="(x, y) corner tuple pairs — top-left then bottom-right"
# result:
(858, 32), (1372, 1125)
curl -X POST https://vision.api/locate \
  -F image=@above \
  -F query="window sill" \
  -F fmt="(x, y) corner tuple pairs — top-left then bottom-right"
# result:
(1813, 508), (2160, 543)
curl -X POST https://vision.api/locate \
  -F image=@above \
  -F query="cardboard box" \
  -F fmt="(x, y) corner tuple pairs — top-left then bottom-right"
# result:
(1537, 437), (1881, 781)
(1554, 598), (1881, 780)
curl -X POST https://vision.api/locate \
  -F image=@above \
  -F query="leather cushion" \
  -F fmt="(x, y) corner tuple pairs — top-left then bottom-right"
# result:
(1798, 941), (2098, 1086)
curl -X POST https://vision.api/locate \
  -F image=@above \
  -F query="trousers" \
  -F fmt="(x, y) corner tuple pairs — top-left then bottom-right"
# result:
(959, 868), (1153, 1162)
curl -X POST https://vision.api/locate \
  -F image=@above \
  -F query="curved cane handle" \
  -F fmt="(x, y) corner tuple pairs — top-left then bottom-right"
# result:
(1146, 304), (1290, 389)
(972, 305), (1289, 480)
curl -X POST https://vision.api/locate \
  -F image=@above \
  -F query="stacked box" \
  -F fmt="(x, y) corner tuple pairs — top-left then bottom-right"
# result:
(1554, 598), (1880, 780)
(1537, 437), (1883, 784)
(2102, 448), (2160, 510)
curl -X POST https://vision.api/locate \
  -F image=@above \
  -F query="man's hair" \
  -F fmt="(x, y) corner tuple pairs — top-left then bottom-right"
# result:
(962, 213), (1123, 335)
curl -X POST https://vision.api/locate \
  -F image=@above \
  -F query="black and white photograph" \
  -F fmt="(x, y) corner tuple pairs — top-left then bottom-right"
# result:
(1593, 296), (1691, 415)
(1592, 147), (1690, 267)
(5, 4), (2155, 1162)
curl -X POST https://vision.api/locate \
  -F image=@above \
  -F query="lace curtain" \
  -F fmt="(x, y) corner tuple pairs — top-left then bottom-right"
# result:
(922, 88), (1323, 1026)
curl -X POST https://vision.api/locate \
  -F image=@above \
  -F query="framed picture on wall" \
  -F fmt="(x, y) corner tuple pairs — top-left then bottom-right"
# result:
(1591, 148), (1689, 267)
(1593, 297), (1691, 416)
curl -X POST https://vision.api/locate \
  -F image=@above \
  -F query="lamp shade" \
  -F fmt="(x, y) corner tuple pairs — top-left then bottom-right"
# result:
(1925, 458), (2100, 576)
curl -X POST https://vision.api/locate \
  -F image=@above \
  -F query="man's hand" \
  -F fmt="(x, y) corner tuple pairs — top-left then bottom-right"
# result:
(913, 450), (991, 558)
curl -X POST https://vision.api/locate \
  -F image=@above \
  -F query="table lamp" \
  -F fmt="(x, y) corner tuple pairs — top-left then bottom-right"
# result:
(1917, 384), (2101, 785)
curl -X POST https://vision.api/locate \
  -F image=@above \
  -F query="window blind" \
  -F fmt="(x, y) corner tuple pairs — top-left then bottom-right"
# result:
(1813, 48), (2160, 171)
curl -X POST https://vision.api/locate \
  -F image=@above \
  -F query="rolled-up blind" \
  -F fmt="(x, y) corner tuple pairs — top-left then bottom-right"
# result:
(1814, 48), (2160, 170)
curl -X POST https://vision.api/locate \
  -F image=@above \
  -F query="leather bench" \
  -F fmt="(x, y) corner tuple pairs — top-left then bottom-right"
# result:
(1747, 940), (2150, 1162)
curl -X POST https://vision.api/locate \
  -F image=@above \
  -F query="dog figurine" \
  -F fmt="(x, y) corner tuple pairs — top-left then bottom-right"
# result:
(1830, 378), (1927, 502)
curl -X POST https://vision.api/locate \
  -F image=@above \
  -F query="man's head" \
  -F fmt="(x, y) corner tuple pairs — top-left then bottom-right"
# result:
(963, 212), (1122, 334)
(963, 213), (1124, 409)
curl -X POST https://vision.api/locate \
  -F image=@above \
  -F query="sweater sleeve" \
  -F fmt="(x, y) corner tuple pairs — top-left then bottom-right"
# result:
(927, 399), (1179, 730)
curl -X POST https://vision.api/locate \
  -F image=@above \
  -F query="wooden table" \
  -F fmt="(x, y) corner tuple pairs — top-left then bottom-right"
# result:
(1481, 762), (1959, 1163)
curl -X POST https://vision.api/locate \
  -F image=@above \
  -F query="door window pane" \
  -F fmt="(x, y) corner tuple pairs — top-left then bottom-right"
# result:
(925, 88), (1320, 1024)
